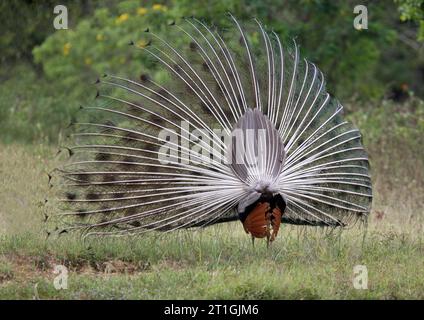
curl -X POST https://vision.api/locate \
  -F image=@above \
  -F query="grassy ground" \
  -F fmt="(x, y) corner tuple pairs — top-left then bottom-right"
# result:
(0, 143), (423, 299)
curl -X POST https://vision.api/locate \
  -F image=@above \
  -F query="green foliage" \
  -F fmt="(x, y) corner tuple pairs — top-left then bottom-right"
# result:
(32, 0), (400, 100)
(349, 97), (424, 145)
(33, 2), (173, 88)
(0, 0), (423, 144)
(396, 0), (424, 21)
(395, 0), (424, 40)
(397, 0), (424, 42)
(0, 64), (77, 143)
(0, 0), (100, 66)
(347, 97), (424, 204)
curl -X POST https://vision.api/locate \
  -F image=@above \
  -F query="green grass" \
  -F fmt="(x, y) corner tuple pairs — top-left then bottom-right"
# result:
(0, 143), (423, 299)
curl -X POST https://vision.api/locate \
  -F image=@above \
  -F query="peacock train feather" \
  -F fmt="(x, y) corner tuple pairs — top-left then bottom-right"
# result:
(53, 15), (372, 240)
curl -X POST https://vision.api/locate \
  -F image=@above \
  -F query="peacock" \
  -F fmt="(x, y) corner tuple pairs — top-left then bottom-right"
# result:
(53, 15), (372, 245)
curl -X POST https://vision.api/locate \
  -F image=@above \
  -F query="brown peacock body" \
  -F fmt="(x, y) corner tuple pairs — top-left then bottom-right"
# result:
(53, 15), (372, 244)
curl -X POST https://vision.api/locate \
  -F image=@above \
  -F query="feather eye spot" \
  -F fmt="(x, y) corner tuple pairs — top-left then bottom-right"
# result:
(102, 174), (117, 183)
(113, 192), (126, 199)
(86, 192), (100, 200)
(123, 132), (140, 140)
(129, 221), (141, 227)
(76, 174), (90, 183)
(189, 42), (197, 51)
(125, 207), (138, 217)
(143, 143), (157, 152)
(65, 192), (77, 200)
(202, 62), (209, 72)
(95, 152), (111, 161)
(149, 114), (165, 125)
(75, 209), (89, 219)
(122, 156), (136, 164)
(140, 74), (150, 82)
(173, 64), (183, 75)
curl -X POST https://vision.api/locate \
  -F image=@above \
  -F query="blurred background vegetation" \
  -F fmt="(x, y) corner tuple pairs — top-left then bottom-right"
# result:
(0, 0), (422, 144)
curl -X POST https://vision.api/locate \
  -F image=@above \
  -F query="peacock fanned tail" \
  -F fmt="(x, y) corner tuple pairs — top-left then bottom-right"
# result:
(53, 15), (372, 238)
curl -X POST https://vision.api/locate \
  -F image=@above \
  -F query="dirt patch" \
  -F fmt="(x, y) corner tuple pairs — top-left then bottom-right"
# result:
(0, 255), (47, 285)
(76, 259), (151, 275)
(0, 271), (14, 283)
(0, 253), (152, 285)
